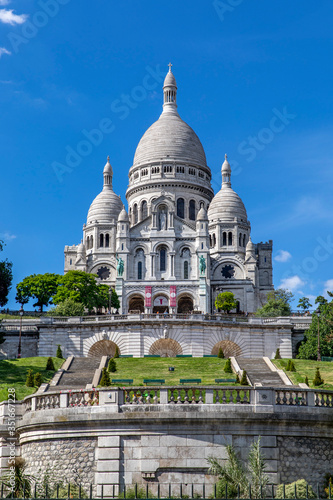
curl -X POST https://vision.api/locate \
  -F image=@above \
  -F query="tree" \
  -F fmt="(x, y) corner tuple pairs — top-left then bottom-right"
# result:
(2, 457), (35, 498)
(48, 298), (85, 317)
(240, 370), (249, 385)
(274, 348), (281, 359)
(298, 296), (333, 359)
(297, 297), (312, 313)
(215, 292), (237, 313)
(255, 289), (293, 317)
(108, 358), (117, 373)
(313, 367), (324, 386)
(217, 348), (224, 359)
(110, 288), (120, 311)
(100, 367), (111, 386)
(53, 271), (107, 313)
(26, 370), (34, 387)
(56, 345), (63, 359)
(224, 358), (233, 373)
(0, 240), (13, 307)
(46, 357), (55, 370)
(34, 372), (43, 387)
(16, 273), (60, 312)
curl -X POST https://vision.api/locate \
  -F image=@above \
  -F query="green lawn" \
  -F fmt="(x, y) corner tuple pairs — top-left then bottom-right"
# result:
(273, 359), (333, 389)
(0, 357), (64, 402)
(106, 357), (233, 386)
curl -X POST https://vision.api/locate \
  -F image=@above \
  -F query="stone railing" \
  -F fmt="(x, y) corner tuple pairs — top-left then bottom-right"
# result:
(22, 386), (333, 414)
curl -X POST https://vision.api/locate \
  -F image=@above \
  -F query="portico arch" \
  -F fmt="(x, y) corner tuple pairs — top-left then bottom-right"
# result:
(88, 340), (120, 358)
(128, 295), (144, 313)
(149, 338), (182, 357)
(177, 295), (194, 313)
(211, 340), (242, 358)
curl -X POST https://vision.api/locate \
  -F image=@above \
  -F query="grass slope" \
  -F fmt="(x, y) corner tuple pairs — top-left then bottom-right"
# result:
(0, 357), (64, 402)
(273, 359), (333, 389)
(105, 357), (232, 385)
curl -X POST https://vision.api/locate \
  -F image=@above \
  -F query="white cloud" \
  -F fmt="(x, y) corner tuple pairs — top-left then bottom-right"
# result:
(0, 0), (10, 5)
(0, 9), (28, 25)
(274, 250), (292, 263)
(0, 231), (17, 242)
(323, 279), (333, 298)
(0, 47), (11, 57)
(280, 275), (305, 292)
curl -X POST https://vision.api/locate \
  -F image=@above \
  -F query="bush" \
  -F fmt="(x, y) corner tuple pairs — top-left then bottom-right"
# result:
(224, 358), (233, 373)
(275, 479), (316, 499)
(100, 367), (111, 387)
(34, 372), (43, 388)
(217, 348), (224, 359)
(240, 370), (249, 386)
(324, 474), (333, 498)
(235, 374), (240, 384)
(118, 487), (155, 499)
(46, 357), (55, 371)
(313, 367), (324, 386)
(114, 346), (120, 358)
(305, 376), (309, 386)
(47, 298), (85, 317)
(26, 369), (34, 387)
(274, 348), (281, 359)
(56, 345), (63, 359)
(289, 361), (296, 372)
(108, 358), (117, 373)
(52, 484), (88, 499)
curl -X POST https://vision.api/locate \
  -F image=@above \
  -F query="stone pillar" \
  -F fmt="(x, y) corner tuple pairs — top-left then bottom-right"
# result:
(115, 278), (124, 313)
(95, 435), (121, 498)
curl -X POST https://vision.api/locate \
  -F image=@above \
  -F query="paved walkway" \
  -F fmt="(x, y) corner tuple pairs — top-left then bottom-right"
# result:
(236, 358), (287, 386)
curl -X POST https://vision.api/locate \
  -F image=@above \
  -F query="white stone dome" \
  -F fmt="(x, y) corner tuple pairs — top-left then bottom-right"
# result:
(132, 112), (207, 168)
(118, 206), (129, 222)
(208, 185), (248, 222)
(87, 189), (123, 224)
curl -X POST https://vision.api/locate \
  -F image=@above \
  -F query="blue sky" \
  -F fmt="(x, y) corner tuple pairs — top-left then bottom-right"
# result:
(1, 0), (333, 310)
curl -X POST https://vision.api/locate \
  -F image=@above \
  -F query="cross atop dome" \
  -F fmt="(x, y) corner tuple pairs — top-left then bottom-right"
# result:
(168, 62), (172, 71)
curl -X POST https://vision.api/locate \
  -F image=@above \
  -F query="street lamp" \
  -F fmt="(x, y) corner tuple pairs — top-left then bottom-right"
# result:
(315, 308), (321, 362)
(17, 306), (24, 359)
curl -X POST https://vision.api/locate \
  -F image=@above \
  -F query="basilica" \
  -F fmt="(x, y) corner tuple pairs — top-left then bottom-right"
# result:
(64, 66), (273, 314)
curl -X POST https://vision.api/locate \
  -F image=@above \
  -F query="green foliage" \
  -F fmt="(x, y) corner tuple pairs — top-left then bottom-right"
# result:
(16, 273), (60, 311)
(274, 348), (281, 359)
(110, 288), (120, 310)
(305, 376), (309, 386)
(208, 438), (268, 499)
(100, 367), (111, 386)
(240, 370), (249, 385)
(256, 289), (293, 317)
(46, 357), (55, 371)
(108, 358), (117, 373)
(33, 372), (43, 387)
(52, 484), (88, 499)
(286, 360), (296, 372)
(2, 457), (35, 498)
(25, 369), (34, 387)
(114, 345), (120, 358)
(215, 292), (237, 313)
(217, 348), (224, 359)
(56, 345), (63, 359)
(324, 474), (333, 498)
(298, 297), (333, 359)
(0, 240), (13, 308)
(313, 367), (324, 386)
(275, 479), (316, 499)
(118, 487), (155, 499)
(52, 271), (109, 313)
(48, 298), (85, 317)
(297, 297), (312, 312)
(224, 358), (233, 373)
(235, 374), (240, 384)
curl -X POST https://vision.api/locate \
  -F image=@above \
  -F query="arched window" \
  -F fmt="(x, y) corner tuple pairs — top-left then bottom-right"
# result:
(105, 234), (110, 248)
(213, 234), (216, 247)
(184, 261), (189, 279)
(133, 204), (138, 224)
(209, 235), (212, 247)
(91, 236), (93, 249)
(228, 232), (233, 246)
(239, 234), (242, 246)
(223, 232), (227, 246)
(160, 247), (166, 272)
(138, 261), (142, 280)
(141, 200), (148, 219)
(177, 198), (185, 219)
(243, 234), (246, 247)
(189, 200), (196, 221)
(100, 234), (104, 248)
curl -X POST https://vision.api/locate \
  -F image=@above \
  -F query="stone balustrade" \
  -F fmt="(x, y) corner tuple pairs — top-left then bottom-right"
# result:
(22, 386), (333, 413)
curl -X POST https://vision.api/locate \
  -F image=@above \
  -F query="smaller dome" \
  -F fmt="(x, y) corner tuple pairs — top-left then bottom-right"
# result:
(103, 156), (113, 175)
(208, 186), (248, 222)
(118, 207), (129, 222)
(77, 240), (85, 254)
(246, 237), (255, 253)
(197, 206), (208, 221)
(87, 190), (123, 224)
(222, 154), (231, 174)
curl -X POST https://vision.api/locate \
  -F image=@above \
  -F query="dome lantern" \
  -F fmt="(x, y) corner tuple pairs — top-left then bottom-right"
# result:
(103, 156), (113, 189)
(163, 63), (178, 114)
(222, 154), (231, 187)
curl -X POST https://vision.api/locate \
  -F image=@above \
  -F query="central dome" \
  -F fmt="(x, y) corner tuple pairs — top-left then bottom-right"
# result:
(133, 112), (207, 168)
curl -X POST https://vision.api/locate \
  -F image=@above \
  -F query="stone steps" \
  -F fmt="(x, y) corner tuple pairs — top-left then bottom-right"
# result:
(236, 357), (287, 386)
(56, 357), (101, 389)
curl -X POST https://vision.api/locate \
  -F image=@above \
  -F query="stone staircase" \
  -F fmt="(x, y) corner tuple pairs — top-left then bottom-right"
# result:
(55, 357), (101, 389)
(236, 357), (289, 386)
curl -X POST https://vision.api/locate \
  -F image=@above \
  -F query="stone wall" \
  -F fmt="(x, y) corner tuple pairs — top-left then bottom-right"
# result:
(0, 333), (38, 359)
(21, 438), (97, 490)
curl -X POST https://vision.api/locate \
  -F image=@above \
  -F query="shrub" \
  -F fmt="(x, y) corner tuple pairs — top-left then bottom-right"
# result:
(56, 345), (63, 359)
(118, 487), (155, 499)
(289, 361), (296, 372)
(52, 484), (88, 499)
(305, 376), (309, 386)
(217, 348), (224, 359)
(100, 367), (111, 387)
(235, 374), (240, 384)
(313, 367), (324, 386)
(108, 358), (117, 373)
(46, 357), (55, 371)
(224, 358), (233, 373)
(26, 369), (34, 387)
(114, 346), (120, 358)
(274, 348), (281, 359)
(275, 479), (316, 499)
(324, 474), (333, 498)
(47, 298), (85, 317)
(34, 372), (43, 388)
(240, 370), (249, 386)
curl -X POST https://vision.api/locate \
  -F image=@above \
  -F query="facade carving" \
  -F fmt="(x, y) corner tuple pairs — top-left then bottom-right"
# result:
(64, 67), (273, 314)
